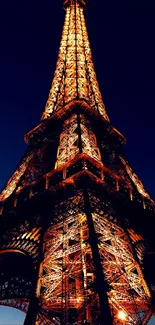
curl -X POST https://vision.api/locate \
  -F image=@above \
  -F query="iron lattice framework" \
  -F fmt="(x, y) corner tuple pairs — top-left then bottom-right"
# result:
(0, 1), (155, 325)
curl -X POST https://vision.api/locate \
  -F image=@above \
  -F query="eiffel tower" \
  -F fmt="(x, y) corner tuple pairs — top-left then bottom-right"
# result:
(0, 0), (155, 324)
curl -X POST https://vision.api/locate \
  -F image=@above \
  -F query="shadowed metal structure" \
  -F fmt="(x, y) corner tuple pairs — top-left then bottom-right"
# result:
(0, 0), (155, 324)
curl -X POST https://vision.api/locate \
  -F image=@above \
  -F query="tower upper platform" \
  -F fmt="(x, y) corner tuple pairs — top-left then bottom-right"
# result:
(42, 0), (109, 121)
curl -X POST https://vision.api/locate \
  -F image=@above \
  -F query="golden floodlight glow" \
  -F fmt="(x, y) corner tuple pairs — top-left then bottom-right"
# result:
(117, 310), (127, 321)
(0, 0), (153, 323)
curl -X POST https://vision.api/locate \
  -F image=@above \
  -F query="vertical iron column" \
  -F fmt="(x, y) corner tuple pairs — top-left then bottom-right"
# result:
(77, 112), (112, 324)
(24, 222), (44, 325)
(77, 112), (83, 154)
(83, 189), (113, 325)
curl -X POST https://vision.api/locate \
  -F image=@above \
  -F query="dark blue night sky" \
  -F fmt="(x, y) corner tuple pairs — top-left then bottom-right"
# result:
(0, 0), (155, 323)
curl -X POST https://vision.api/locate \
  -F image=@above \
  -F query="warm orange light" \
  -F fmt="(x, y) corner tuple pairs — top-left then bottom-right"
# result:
(42, 1), (109, 122)
(117, 310), (126, 321)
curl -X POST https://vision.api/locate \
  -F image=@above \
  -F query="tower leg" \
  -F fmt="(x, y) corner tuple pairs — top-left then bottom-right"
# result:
(83, 190), (113, 325)
(24, 227), (44, 325)
(23, 289), (38, 325)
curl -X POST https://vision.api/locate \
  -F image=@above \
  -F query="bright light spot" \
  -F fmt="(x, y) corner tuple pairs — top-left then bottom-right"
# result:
(117, 310), (127, 321)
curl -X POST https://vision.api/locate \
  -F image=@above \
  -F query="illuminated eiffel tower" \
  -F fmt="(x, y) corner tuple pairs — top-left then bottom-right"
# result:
(0, 1), (155, 324)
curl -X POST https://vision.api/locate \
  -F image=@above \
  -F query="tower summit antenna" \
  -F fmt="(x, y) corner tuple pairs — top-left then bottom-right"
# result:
(63, 0), (86, 8)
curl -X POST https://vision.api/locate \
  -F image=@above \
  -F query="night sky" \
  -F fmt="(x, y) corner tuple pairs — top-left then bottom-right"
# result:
(0, 0), (155, 323)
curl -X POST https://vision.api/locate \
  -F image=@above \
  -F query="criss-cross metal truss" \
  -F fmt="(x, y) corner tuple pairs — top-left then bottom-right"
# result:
(0, 216), (41, 265)
(35, 193), (152, 325)
(0, 0), (152, 204)
(0, 0), (154, 324)
(55, 114), (101, 168)
(92, 211), (151, 324)
(42, 0), (109, 120)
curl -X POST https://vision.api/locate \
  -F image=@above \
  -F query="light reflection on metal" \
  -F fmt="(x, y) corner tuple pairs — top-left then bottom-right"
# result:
(92, 211), (151, 324)
(64, 0), (86, 8)
(39, 204), (151, 324)
(117, 310), (127, 321)
(120, 156), (152, 201)
(0, 1), (153, 324)
(42, 1), (109, 121)
(0, 153), (33, 201)
(55, 114), (101, 168)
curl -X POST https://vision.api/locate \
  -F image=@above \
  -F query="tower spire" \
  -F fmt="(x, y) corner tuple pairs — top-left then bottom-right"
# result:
(42, 0), (109, 121)
(0, 2), (154, 325)
(63, 0), (86, 8)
